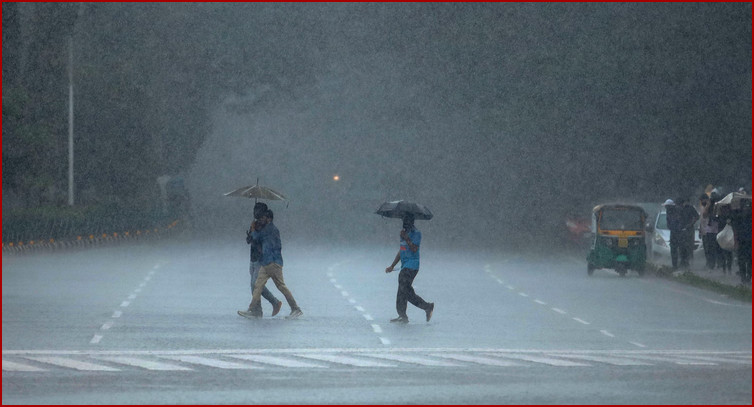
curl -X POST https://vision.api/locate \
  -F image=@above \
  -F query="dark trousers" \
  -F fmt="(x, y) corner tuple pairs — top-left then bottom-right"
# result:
(671, 231), (692, 269)
(396, 268), (430, 318)
(737, 240), (752, 281)
(702, 233), (720, 269)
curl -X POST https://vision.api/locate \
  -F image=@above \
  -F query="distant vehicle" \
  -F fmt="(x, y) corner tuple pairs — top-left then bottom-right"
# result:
(650, 209), (704, 266)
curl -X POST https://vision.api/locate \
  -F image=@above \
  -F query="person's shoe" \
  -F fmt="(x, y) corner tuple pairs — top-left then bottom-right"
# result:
(425, 303), (435, 322)
(271, 301), (283, 317)
(237, 310), (261, 319)
(285, 308), (303, 320)
(390, 316), (409, 324)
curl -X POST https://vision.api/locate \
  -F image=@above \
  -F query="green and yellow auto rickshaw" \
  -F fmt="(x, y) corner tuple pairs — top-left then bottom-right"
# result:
(587, 204), (647, 277)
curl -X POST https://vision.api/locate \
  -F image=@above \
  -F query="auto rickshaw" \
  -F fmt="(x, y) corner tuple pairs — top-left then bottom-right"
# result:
(587, 204), (647, 277)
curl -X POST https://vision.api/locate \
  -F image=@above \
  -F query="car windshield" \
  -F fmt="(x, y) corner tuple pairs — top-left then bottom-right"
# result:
(599, 208), (644, 231)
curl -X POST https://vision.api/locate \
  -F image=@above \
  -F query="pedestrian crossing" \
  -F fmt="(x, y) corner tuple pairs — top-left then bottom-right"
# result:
(2, 349), (750, 373)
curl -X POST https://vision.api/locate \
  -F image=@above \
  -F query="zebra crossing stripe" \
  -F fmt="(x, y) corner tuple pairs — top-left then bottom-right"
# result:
(429, 353), (522, 367)
(613, 354), (717, 365)
(487, 353), (590, 367)
(23, 356), (120, 371)
(2, 360), (47, 372)
(93, 356), (193, 371)
(161, 355), (260, 369)
(360, 353), (460, 367)
(226, 354), (328, 368)
(546, 353), (651, 366)
(668, 355), (752, 365)
(295, 353), (396, 367)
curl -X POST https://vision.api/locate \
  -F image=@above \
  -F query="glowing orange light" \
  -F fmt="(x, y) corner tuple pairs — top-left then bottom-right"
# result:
(333, 175), (340, 181)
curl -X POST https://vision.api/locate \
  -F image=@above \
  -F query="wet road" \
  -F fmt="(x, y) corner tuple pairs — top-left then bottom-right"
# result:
(3, 240), (751, 404)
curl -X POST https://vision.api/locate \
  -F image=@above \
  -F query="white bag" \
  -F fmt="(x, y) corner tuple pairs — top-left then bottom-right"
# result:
(717, 223), (735, 252)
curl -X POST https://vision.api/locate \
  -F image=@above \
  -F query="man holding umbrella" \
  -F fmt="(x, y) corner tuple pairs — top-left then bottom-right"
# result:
(384, 212), (435, 324)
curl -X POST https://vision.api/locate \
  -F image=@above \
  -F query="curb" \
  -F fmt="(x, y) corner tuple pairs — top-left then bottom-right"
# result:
(2, 220), (182, 256)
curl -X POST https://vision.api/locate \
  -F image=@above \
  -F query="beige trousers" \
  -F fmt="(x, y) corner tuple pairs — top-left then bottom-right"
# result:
(249, 263), (298, 314)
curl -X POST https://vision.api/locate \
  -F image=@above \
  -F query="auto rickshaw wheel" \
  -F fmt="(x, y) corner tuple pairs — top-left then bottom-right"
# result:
(587, 263), (595, 276)
(615, 264), (627, 277)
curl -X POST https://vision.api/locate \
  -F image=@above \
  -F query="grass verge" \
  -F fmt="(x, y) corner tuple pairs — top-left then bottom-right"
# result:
(648, 263), (751, 303)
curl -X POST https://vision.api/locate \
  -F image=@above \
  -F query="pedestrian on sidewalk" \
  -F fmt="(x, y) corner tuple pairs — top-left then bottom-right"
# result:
(699, 194), (721, 271)
(385, 213), (434, 324)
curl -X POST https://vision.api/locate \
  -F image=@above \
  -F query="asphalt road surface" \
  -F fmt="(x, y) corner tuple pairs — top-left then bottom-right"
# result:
(3, 239), (751, 404)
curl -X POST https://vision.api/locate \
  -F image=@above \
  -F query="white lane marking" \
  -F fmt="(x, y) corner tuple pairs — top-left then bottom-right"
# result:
(296, 353), (396, 367)
(379, 337), (391, 345)
(334, 284), (342, 289)
(2, 360), (47, 372)
(162, 355), (260, 369)
(355, 306), (365, 312)
(629, 341), (646, 348)
(363, 314), (374, 321)
(600, 330), (615, 338)
(120, 301), (130, 308)
(341, 290), (349, 297)
(518, 292), (529, 297)
(494, 278), (504, 284)
(128, 294), (137, 300)
(24, 356), (120, 371)
(430, 353), (521, 367)
(329, 278), (337, 283)
(89, 335), (103, 344)
(551, 308), (566, 314)
(572, 317), (590, 325)
(348, 298), (356, 304)
(371, 324), (383, 333)
(112, 310), (122, 318)
(534, 299), (547, 305)
(227, 354), (327, 368)
(547, 353), (651, 366)
(94, 356), (193, 371)
(361, 353), (460, 367)
(505, 285), (515, 290)
(488, 353), (590, 367)
(100, 322), (113, 330)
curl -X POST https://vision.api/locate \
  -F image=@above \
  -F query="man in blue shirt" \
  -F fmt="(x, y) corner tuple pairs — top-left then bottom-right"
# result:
(385, 213), (434, 324)
(246, 210), (303, 319)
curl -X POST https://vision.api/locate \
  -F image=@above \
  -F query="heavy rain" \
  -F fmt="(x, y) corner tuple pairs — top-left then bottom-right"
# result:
(2, 3), (751, 404)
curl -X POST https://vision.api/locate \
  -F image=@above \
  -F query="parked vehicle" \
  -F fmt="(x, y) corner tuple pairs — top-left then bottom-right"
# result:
(650, 209), (704, 266)
(587, 204), (648, 277)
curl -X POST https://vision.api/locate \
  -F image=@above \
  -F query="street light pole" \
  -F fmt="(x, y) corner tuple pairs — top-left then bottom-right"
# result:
(67, 36), (74, 206)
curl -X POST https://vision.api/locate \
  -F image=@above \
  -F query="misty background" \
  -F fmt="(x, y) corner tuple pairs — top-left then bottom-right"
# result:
(3, 3), (751, 249)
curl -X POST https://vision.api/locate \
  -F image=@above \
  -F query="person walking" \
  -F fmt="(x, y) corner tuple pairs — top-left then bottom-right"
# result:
(238, 202), (283, 318)
(385, 213), (434, 324)
(247, 209), (303, 319)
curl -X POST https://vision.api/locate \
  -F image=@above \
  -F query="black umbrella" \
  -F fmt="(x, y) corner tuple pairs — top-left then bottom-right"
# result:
(375, 200), (433, 220)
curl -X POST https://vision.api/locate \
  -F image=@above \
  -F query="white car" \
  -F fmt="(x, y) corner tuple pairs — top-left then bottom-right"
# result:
(650, 209), (704, 266)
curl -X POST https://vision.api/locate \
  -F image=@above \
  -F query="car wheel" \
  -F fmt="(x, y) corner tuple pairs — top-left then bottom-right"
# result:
(587, 263), (594, 276)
